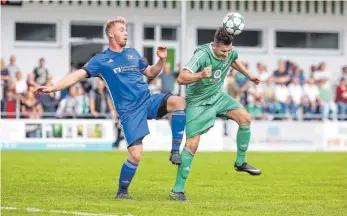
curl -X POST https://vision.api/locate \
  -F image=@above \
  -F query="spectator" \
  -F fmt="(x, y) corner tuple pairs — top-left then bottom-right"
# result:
(303, 78), (322, 119)
(247, 83), (264, 119)
(335, 78), (347, 120)
(1, 58), (11, 99)
(256, 62), (270, 82)
(314, 62), (336, 120)
(89, 79), (113, 118)
(75, 83), (89, 116)
(288, 77), (304, 119)
(159, 63), (175, 94)
(14, 71), (27, 95)
(342, 66), (347, 80)
(148, 78), (161, 94)
(7, 55), (20, 80)
(262, 78), (277, 115)
(235, 63), (251, 105)
(1, 87), (18, 119)
(290, 66), (305, 86)
(21, 90), (40, 119)
(272, 60), (290, 85)
(28, 57), (51, 87)
(38, 89), (59, 119)
(274, 82), (291, 117)
(56, 85), (78, 118)
(226, 69), (241, 101)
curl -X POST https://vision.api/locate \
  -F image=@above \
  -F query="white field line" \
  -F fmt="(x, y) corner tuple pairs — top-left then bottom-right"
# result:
(0, 206), (133, 216)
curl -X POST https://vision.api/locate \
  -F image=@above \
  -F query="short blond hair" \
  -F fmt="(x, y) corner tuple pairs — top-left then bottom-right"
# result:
(105, 16), (127, 38)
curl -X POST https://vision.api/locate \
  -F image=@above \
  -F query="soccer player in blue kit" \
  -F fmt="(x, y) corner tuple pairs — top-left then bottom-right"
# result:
(35, 17), (186, 199)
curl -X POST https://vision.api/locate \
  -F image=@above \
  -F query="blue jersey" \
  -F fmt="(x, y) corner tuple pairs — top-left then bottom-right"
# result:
(82, 48), (150, 115)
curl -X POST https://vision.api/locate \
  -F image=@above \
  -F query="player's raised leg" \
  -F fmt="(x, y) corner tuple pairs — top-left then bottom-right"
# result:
(226, 108), (261, 176)
(170, 135), (200, 201)
(166, 96), (186, 165)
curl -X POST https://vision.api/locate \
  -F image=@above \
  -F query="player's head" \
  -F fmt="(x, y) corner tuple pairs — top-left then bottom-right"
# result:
(212, 27), (233, 60)
(105, 16), (128, 47)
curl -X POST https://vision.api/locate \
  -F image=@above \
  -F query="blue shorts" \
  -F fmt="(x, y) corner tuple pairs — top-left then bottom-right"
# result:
(120, 93), (171, 146)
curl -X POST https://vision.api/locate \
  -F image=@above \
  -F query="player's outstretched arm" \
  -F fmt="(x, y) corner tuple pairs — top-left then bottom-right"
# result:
(231, 60), (260, 85)
(177, 67), (212, 85)
(35, 69), (88, 94)
(143, 46), (167, 78)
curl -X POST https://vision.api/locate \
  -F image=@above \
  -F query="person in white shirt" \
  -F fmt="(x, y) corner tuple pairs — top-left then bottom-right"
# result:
(303, 78), (323, 119)
(14, 71), (27, 95)
(274, 83), (290, 116)
(288, 77), (303, 119)
(7, 55), (20, 80)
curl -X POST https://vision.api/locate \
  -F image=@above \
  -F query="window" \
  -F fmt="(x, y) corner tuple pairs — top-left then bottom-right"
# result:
(70, 24), (103, 38)
(197, 29), (262, 47)
(143, 27), (155, 40)
(143, 47), (153, 65)
(233, 30), (262, 47)
(197, 29), (215, 45)
(15, 22), (56, 42)
(161, 27), (177, 40)
(276, 31), (339, 49)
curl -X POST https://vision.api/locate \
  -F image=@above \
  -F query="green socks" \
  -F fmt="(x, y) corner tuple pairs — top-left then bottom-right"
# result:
(236, 124), (251, 166)
(172, 148), (194, 193)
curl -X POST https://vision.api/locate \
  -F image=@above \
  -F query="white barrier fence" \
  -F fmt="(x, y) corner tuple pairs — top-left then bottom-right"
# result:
(1, 119), (347, 152)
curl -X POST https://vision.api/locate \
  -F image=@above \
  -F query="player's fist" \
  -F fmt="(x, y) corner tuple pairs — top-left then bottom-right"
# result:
(156, 46), (167, 59)
(200, 66), (212, 78)
(34, 86), (55, 95)
(249, 74), (260, 85)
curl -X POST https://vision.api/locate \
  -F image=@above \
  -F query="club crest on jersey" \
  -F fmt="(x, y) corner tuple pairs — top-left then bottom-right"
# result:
(214, 70), (222, 79)
(113, 67), (121, 74)
(127, 54), (134, 60)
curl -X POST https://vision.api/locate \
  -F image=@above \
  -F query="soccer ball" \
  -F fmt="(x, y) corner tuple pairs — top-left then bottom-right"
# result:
(222, 12), (245, 36)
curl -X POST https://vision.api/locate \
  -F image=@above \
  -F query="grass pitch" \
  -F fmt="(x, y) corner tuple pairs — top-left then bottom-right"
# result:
(1, 151), (346, 216)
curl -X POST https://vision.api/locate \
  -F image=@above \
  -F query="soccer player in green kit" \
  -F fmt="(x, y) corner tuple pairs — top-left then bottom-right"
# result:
(169, 27), (261, 201)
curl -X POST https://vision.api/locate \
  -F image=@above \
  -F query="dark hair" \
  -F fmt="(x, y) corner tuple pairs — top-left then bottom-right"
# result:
(214, 27), (233, 45)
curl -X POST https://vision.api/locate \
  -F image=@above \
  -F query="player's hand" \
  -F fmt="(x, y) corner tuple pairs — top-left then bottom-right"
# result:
(34, 86), (55, 95)
(249, 74), (260, 85)
(199, 66), (212, 78)
(156, 46), (167, 59)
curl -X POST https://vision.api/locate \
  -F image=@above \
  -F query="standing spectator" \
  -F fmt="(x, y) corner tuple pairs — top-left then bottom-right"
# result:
(342, 66), (347, 80)
(1, 58), (11, 99)
(159, 63), (175, 94)
(1, 87), (18, 119)
(288, 77), (304, 119)
(247, 83), (264, 119)
(226, 69), (241, 101)
(335, 78), (347, 120)
(290, 66), (305, 86)
(7, 55), (20, 80)
(75, 83), (89, 116)
(272, 60), (290, 85)
(262, 78), (277, 115)
(89, 79), (114, 119)
(28, 57), (50, 87)
(14, 71), (27, 95)
(256, 62), (270, 82)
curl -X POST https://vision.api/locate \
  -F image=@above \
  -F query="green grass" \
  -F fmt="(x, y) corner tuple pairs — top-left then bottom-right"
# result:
(1, 151), (347, 216)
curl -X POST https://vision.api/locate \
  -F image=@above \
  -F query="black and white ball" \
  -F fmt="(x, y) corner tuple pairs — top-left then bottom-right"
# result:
(222, 12), (245, 36)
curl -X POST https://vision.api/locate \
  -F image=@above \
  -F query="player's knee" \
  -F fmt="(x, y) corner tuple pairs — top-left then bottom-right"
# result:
(171, 96), (185, 110)
(240, 113), (252, 125)
(129, 150), (142, 164)
(185, 137), (199, 154)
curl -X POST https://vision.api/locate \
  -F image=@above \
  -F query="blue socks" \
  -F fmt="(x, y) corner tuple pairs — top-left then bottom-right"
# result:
(117, 160), (138, 194)
(171, 110), (185, 152)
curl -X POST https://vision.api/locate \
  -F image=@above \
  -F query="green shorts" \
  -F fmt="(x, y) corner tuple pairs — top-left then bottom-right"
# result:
(185, 92), (243, 138)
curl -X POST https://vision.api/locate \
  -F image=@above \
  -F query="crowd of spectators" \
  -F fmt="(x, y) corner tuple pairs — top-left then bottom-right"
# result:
(1, 55), (347, 121)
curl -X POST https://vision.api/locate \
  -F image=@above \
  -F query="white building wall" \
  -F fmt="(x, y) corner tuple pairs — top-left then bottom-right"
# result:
(1, 2), (346, 84)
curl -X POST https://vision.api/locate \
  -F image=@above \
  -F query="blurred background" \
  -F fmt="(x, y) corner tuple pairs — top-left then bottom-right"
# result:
(1, 0), (347, 151)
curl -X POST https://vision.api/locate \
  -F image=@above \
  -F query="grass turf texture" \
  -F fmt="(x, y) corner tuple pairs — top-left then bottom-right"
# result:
(1, 151), (346, 216)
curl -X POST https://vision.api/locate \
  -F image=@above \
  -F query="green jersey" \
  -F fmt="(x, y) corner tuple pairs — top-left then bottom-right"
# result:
(184, 43), (238, 106)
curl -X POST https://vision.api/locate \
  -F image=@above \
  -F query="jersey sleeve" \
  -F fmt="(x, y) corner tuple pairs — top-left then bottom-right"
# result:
(131, 48), (149, 73)
(82, 56), (100, 78)
(184, 50), (207, 73)
(230, 50), (239, 62)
